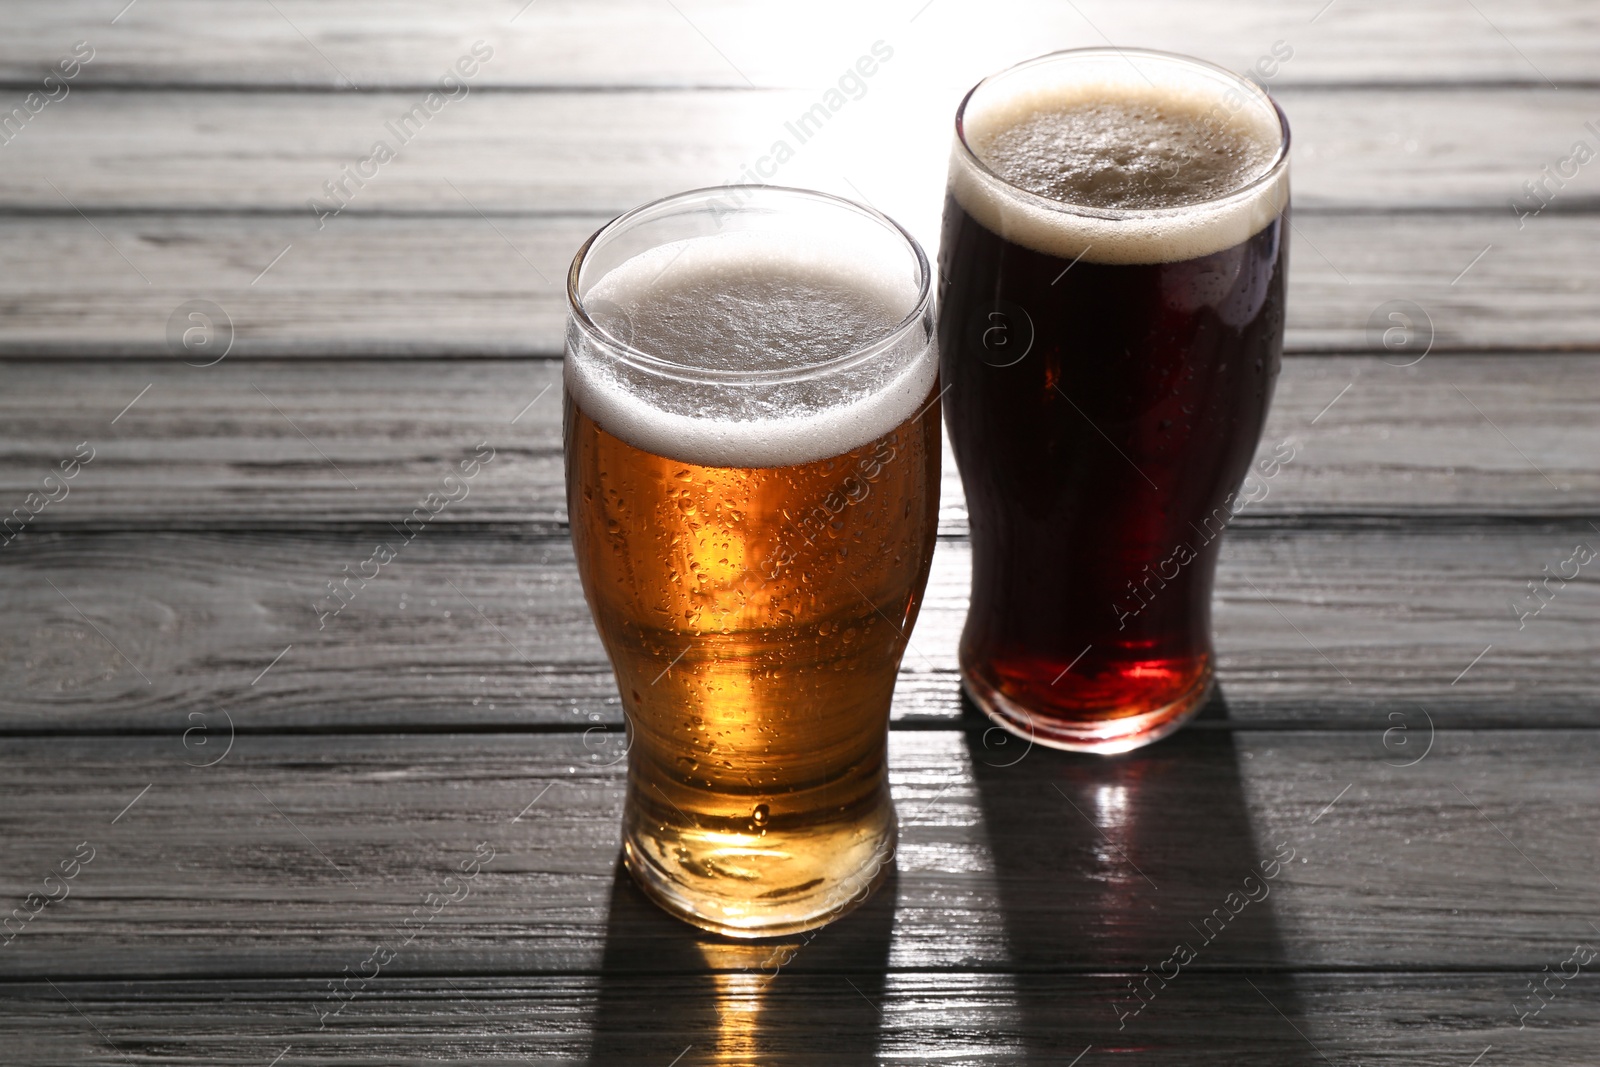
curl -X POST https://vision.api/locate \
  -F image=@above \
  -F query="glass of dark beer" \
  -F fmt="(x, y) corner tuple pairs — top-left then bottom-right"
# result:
(566, 186), (941, 935)
(938, 49), (1290, 753)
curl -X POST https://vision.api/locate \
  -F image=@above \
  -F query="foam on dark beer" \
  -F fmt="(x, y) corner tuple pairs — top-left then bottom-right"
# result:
(950, 61), (1289, 265)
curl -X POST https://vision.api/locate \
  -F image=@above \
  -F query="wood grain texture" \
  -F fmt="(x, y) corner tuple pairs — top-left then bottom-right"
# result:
(0, 973), (1586, 1066)
(2, 0), (1593, 88)
(3, 89), (1595, 219)
(1, 523), (1595, 729)
(0, 731), (1595, 984)
(0, 356), (1590, 535)
(0, 10), (1591, 1065)
(0, 211), (1588, 356)
(2, 1), (1594, 1061)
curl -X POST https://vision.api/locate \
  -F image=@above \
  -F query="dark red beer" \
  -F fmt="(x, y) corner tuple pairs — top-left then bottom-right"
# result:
(938, 50), (1291, 752)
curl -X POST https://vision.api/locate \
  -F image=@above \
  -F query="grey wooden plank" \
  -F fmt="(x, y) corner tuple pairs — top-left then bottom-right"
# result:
(2, 0), (1593, 87)
(0, 972), (1582, 1066)
(0, 524), (1593, 729)
(1, 89), (1594, 218)
(0, 356), (1590, 535)
(0, 523), (1596, 729)
(0, 214), (585, 359)
(0, 360), (570, 529)
(0, 212), (1587, 356)
(0, 730), (1596, 981)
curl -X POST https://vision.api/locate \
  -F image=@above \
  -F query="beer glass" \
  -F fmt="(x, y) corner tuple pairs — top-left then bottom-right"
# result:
(938, 49), (1291, 753)
(565, 186), (941, 936)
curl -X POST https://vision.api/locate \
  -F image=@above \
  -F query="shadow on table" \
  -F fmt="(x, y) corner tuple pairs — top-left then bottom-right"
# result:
(583, 858), (897, 1066)
(961, 682), (1319, 1065)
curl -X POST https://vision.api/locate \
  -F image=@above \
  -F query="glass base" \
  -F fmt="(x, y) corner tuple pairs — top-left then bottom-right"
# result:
(962, 661), (1214, 754)
(621, 804), (897, 938)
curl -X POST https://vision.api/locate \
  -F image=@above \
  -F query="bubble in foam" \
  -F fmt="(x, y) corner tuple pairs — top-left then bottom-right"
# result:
(586, 240), (905, 376)
(972, 90), (1279, 211)
(567, 230), (936, 469)
(951, 57), (1290, 266)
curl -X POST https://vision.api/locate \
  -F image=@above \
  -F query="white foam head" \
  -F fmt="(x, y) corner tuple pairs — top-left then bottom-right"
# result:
(950, 49), (1290, 265)
(566, 188), (936, 468)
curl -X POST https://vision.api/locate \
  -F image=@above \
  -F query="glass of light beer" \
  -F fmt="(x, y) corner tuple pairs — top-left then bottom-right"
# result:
(939, 49), (1290, 753)
(565, 186), (940, 936)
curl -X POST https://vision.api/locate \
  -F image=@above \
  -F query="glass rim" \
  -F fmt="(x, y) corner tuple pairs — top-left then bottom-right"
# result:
(565, 184), (934, 386)
(953, 47), (1292, 223)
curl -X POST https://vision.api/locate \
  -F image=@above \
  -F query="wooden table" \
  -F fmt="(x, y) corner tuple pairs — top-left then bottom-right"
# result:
(2, 2), (1596, 1062)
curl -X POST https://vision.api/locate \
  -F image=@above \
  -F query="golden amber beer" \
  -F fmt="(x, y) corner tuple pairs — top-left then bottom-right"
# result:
(564, 187), (940, 936)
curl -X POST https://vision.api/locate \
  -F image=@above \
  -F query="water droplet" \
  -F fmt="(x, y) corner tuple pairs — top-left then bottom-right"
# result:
(751, 803), (770, 827)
